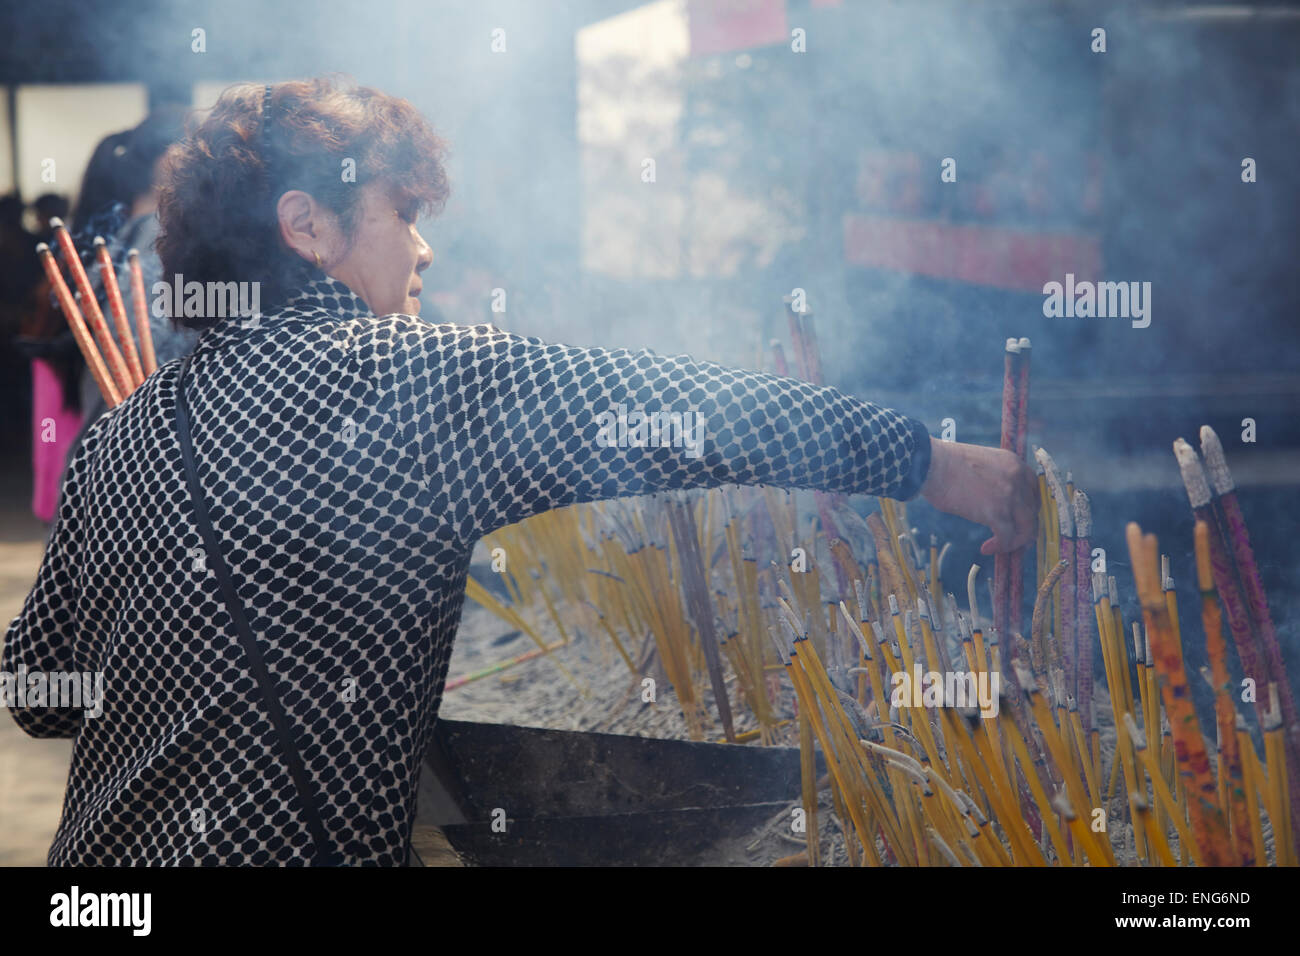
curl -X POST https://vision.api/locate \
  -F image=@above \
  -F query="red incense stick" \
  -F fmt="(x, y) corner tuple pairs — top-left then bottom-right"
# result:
(127, 249), (158, 375)
(94, 237), (144, 388)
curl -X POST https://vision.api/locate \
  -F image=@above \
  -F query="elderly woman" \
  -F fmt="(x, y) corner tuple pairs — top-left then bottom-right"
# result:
(5, 77), (1037, 866)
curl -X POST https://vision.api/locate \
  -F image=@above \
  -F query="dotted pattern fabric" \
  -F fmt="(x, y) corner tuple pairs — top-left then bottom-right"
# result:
(5, 273), (929, 865)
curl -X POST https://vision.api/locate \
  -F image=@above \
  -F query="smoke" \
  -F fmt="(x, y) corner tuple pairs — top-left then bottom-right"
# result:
(24, 0), (1297, 451)
(11, 0), (1299, 859)
(39, 2), (1292, 371)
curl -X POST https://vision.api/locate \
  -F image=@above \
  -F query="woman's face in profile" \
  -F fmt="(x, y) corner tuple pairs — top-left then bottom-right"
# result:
(327, 181), (433, 317)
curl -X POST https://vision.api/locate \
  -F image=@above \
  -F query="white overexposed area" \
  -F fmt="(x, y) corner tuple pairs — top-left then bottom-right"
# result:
(12, 84), (148, 205)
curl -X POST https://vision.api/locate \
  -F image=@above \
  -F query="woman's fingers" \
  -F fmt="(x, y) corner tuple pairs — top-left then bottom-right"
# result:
(981, 507), (1026, 554)
(995, 499), (1037, 553)
(923, 440), (1039, 554)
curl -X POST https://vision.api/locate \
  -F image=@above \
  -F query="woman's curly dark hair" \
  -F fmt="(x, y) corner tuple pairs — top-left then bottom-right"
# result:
(156, 76), (449, 328)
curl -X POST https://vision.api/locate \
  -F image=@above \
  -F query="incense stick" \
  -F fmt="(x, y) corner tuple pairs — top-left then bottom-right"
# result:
(127, 249), (158, 375)
(993, 339), (1021, 643)
(94, 237), (144, 388)
(1073, 491), (1095, 732)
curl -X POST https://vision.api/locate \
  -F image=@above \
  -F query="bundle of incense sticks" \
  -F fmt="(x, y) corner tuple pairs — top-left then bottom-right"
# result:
(36, 219), (155, 408)
(993, 338), (1031, 645)
(1174, 428), (1300, 849)
(466, 362), (1297, 865)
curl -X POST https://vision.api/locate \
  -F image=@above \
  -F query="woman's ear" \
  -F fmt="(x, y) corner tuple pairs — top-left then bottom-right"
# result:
(276, 190), (332, 263)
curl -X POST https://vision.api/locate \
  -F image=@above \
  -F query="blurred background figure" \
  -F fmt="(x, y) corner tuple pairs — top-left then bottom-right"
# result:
(31, 194), (70, 240)
(0, 193), (41, 319)
(1, 194), (53, 521)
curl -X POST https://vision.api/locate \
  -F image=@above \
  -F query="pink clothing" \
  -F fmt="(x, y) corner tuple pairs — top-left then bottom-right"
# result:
(31, 358), (83, 523)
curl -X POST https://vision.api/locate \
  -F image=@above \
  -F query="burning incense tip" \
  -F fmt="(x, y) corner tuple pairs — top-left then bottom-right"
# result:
(1173, 438), (1212, 508)
(1035, 448), (1074, 536)
(1198, 425), (1234, 496)
(1052, 792), (1077, 819)
(853, 578), (869, 622)
(1073, 490), (1091, 538)
(1012, 659), (1036, 695)
(1004, 338), (1020, 354)
(1017, 337), (1031, 351)
(93, 236), (106, 247)
(35, 242), (49, 254)
(49, 216), (64, 230)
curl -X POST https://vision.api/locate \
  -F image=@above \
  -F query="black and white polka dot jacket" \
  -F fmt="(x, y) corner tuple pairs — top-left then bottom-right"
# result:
(5, 274), (931, 865)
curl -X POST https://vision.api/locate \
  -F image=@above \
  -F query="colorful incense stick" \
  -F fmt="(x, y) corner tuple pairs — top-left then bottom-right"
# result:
(127, 249), (158, 375)
(1199, 425), (1300, 849)
(1035, 448), (1074, 685)
(994, 339), (1021, 643)
(1008, 337), (1031, 642)
(94, 237), (145, 388)
(1073, 491), (1094, 733)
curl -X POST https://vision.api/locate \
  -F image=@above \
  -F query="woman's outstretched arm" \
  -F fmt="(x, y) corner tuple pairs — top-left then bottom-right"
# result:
(393, 322), (1036, 548)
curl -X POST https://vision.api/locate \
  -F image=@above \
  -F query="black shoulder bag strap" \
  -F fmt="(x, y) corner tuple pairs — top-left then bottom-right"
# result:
(173, 353), (341, 867)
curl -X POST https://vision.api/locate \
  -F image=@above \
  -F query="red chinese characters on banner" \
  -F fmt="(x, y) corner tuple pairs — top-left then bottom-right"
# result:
(843, 215), (1102, 293)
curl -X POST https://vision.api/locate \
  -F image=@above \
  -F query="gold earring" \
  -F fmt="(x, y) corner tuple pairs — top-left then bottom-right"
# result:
(313, 250), (322, 268)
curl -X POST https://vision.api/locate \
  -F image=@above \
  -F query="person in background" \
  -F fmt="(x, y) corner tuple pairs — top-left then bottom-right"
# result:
(3, 194), (58, 521)
(32, 194), (70, 240)
(0, 194), (41, 305)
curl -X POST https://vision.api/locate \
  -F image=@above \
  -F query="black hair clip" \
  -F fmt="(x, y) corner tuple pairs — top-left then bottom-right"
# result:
(261, 84), (275, 193)
(261, 83), (273, 133)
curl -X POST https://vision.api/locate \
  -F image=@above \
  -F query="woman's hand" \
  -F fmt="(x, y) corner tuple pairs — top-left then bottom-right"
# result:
(919, 438), (1039, 555)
